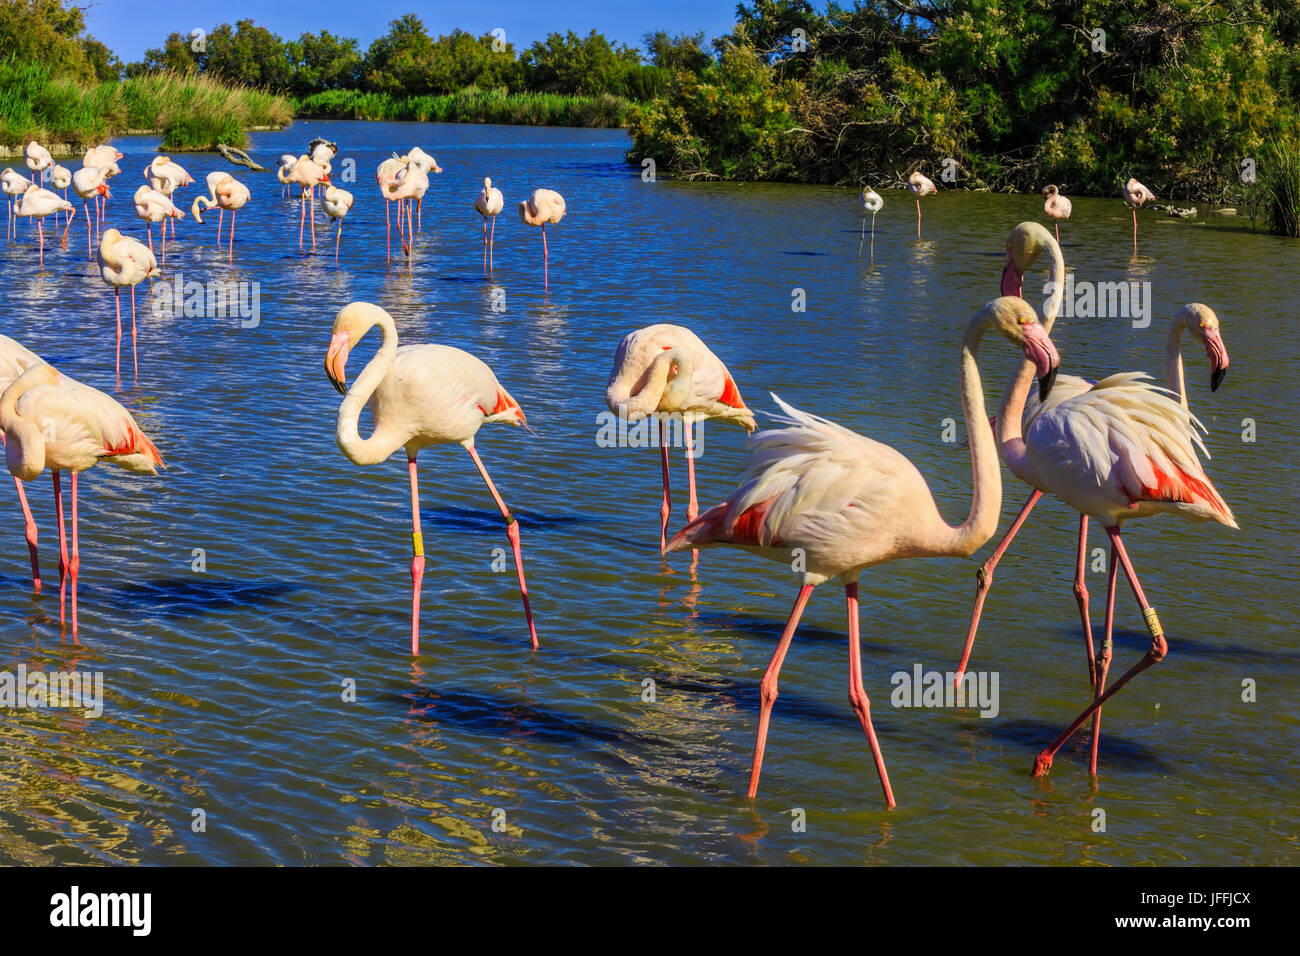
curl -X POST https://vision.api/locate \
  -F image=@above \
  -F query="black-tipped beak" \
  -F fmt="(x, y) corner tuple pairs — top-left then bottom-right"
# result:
(329, 373), (347, 396)
(1211, 365), (1227, 392)
(1038, 366), (1058, 401)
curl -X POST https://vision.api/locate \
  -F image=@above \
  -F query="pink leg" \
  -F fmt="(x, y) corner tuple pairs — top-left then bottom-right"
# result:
(408, 456), (425, 656)
(658, 418), (671, 553)
(489, 216), (496, 270)
(114, 287), (122, 380)
(216, 208), (223, 245)
(685, 420), (699, 560)
(38, 219), (44, 271)
(309, 186), (317, 250)
(69, 472), (79, 635)
(846, 580), (896, 807)
(955, 489), (1042, 682)
(482, 216), (488, 271)
(161, 219), (167, 265)
(147, 224), (154, 257)
(1055, 221), (1060, 243)
(1089, 540), (1120, 775)
(1074, 513), (1096, 685)
(299, 193), (306, 251)
(748, 583), (814, 797)
(130, 283), (138, 377)
(541, 224), (549, 288)
(84, 199), (92, 258)
(915, 198), (921, 238)
(12, 476), (40, 592)
(60, 205), (73, 249)
(53, 471), (67, 627)
(417, 196), (422, 232)
(1034, 527), (1168, 776)
(385, 201), (391, 260)
(228, 210), (235, 262)
(335, 220), (342, 260)
(1132, 207), (1138, 256)
(466, 444), (539, 651)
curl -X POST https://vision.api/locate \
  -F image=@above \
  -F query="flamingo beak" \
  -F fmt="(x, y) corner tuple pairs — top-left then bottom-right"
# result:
(1020, 322), (1060, 400)
(1204, 327), (1229, 391)
(1000, 249), (1022, 298)
(325, 332), (350, 395)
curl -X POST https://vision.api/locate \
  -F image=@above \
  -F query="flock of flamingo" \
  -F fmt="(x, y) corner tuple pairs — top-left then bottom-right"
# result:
(0, 132), (1234, 808)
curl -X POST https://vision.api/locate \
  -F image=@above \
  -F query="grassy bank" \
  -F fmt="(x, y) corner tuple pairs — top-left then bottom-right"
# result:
(0, 61), (291, 152)
(296, 86), (633, 128)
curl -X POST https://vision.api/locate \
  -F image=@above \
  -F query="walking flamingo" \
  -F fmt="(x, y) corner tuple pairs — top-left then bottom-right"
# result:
(2, 168), (27, 241)
(98, 228), (159, 379)
(132, 184), (183, 263)
(1042, 185), (1072, 241)
(15, 183), (75, 271)
(24, 142), (52, 187)
(1123, 177), (1155, 255)
(518, 189), (566, 288)
(907, 171), (936, 238)
(72, 164), (114, 258)
(0, 335), (50, 592)
(191, 171), (250, 261)
(605, 324), (756, 553)
(321, 185), (354, 260)
(474, 177), (504, 269)
(859, 186), (883, 256)
(323, 302), (539, 656)
(666, 298), (1061, 805)
(0, 364), (164, 635)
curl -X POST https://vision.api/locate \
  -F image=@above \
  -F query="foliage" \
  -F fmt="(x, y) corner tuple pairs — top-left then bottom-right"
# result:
(296, 87), (630, 128)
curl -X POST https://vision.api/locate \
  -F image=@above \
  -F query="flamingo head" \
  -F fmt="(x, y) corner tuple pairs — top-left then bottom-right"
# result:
(325, 303), (376, 395)
(1042, 184), (1059, 198)
(989, 296), (1060, 400)
(1002, 221), (1054, 298)
(1180, 303), (1229, 390)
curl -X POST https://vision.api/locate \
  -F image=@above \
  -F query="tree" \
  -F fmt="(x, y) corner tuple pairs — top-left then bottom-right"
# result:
(287, 30), (363, 95)
(205, 20), (293, 89)
(643, 31), (712, 74)
(0, 0), (97, 80)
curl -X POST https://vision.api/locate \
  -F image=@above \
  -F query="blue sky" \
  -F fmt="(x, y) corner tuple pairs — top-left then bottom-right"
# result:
(84, 1), (743, 63)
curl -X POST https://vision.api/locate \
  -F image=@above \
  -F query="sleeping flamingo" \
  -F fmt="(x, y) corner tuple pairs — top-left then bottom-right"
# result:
(0, 335), (50, 592)
(2, 168), (27, 241)
(907, 171), (936, 238)
(1123, 177), (1156, 255)
(859, 186), (883, 256)
(1042, 185), (1072, 241)
(132, 184), (183, 263)
(99, 228), (159, 379)
(321, 185), (354, 260)
(0, 363), (164, 635)
(25, 142), (52, 187)
(667, 298), (1061, 806)
(474, 177), (504, 269)
(15, 183), (74, 271)
(72, 164), (114, 258)
(144, 156), (193, 244)
(50, 165), (72, 228)
(324, 302), (539, 656)
(518, 189), (566, 288)
(605, 324), (756, 553)
(191, 171), (251, 261)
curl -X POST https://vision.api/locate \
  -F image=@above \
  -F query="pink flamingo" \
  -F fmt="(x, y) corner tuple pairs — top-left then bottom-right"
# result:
(0, 335), (50, 592)
(24, 141), (52, 187)
(72, 164), (114, 258)
(518, 189), (566, 288)
(0, 364), (164, 635)
(15, 183), (74, 271)
(375, 157), (405, 260)
(144, 156), (193, 245)
(1123, 177), (1155, 255)
(49, 165), (72, 229)
(280, 155), (330, 251)
(321, 185), (354, 260)
(2, 168), (27, 241)
(907, 171), (936, 237)
(98, 228), (159, 379)
(474, 177), (504, 269)
(191, 171), (250, 262)
(402, 148), (441, 230)
(1042, 185), (1072, 241)
(324, 302), (539, 656)
(666, 298), (1061, 806)
(83, 147), (122, 226)
(605, 324), (756, 552)
(132, 184), (182, 264)
(379, 161), (427, 258)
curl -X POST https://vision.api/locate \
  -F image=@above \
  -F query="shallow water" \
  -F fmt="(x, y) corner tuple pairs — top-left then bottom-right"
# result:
(0, 120), (1295, 865)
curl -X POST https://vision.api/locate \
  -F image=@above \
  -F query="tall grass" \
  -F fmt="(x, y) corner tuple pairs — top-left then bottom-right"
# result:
(0, 60), (291, 152)
(296, 86), (632, 128)
(1264, 139), (1300, 237)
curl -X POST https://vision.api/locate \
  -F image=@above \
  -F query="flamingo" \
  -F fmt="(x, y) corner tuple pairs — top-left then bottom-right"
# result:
(281, 155), (329, 251)
(321, 185), (354, 260)
(25, 142), (52, 187)
(380, 161), (427, 258)
(323, 302), (539, 656)
(190, 171), (250, 261)
(1123, 177), (1156, 255)
(474, 177), (504, 269)
(0, 334), (50, 592)
(604, 324), (756, 553)
(83, 145), (122, 169)
(859, 186), (883, 256)
(72, 164), (114, 258)
(306, 139), (336, 218)
(375, 156), (406, 260)
(50, 164), (72, 229)
(98, 228), (159, 379)
(144, 156), (193, 244)
(907, 171), (936, 238)
(518, 189), (566, 288)
(404, 148), (442, 230)
(1042, 185), (1072, 241)
(0, 363), (164, 636)
(132, 184), (183, 263)
(666, 297), (1061, 806)
(276, 154), (297, 197)
(15, 183), (75, 271)
(2, 168), (27, 241)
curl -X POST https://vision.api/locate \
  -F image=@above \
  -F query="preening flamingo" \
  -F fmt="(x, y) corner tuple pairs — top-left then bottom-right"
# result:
(144, 156), (193, 244)
(321, 185), (354, 259)
(403, 148), (442, 230)
(907, 171), (936, 238)
(1042, 185), (1072, 241)
(15, 183), (74, 271)
(50, 165), (72, 229)
(667, 298), (1061, 806)
(2, 168), (27, 241)
(376, 156), (406, 260)
(1123, 177), (1156, 255)
(324, 302), (539, 656)
(132, 184), (183, 263)
(0, 363), (164, 636)
(0, 335), (50, 592)
(518, 189), (566, 288)
(307, 138), (337, 170)
(82, 145), (122, 169)
(72, 163), (114, 258)
(280, 155), (329, 251)
(604, 324), (756, 553)
(379, 160), (427, 258)
(191, 171), (251, 261)
(98, 228), (160, 379)
(24, 142), (52, 186)
(276, 154), (297, 197)
(474, 177), (504, 269)
(859, 186), (883, 256)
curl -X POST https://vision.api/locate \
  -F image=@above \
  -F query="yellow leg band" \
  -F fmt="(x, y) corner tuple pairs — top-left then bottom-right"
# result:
(1142, 606), (1163, 638)
(412, 531), (424, 557)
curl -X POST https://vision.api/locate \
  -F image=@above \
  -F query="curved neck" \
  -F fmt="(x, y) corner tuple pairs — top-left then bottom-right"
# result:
(938, 318), (1002, 556)
(610, 349), (676, 418)
(0, 376), (46, 480)
(1166, 315), (1189, 409)
(660, 348), (696, 409)
(335, 313), (402, 465)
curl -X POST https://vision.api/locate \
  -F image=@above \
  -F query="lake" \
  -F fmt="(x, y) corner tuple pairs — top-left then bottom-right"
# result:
(0, 120), (1295, 865)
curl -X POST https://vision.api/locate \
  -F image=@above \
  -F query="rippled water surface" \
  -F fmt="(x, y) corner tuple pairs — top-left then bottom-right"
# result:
(0, 121), (1296, 865)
